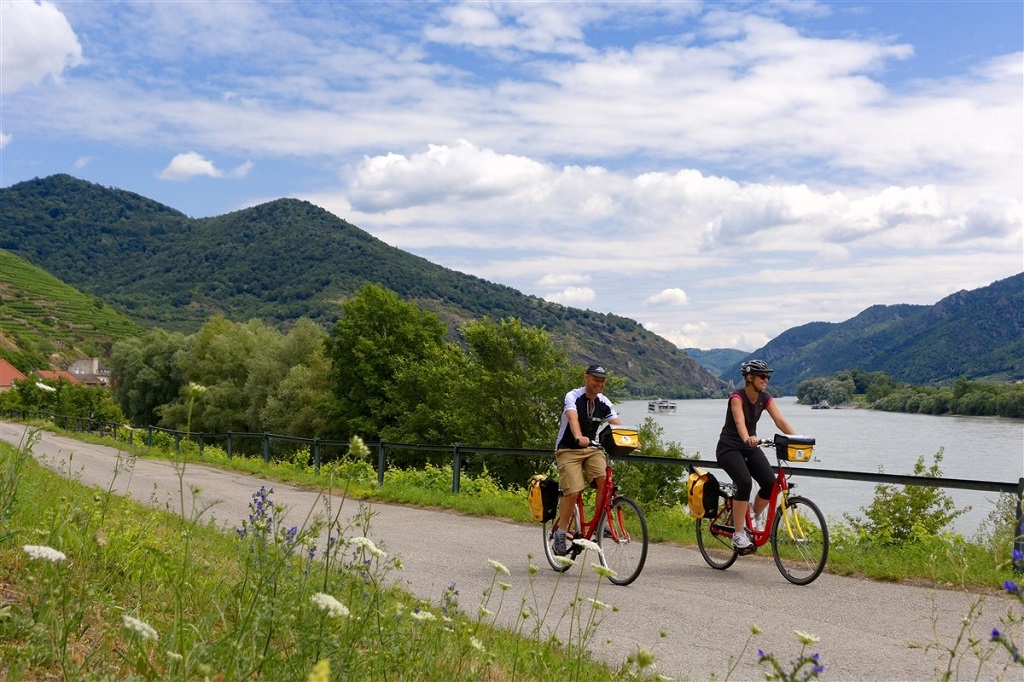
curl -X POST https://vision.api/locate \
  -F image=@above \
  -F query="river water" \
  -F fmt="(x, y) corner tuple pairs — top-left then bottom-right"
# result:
(615, 397), (1023, 536)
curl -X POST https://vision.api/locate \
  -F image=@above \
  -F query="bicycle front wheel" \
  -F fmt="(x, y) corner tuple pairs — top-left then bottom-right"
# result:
(596, 495), (648, 586)
(771, 495), (829, 585)
(542, 503), (580, 572)
(695, 497), (738, 570)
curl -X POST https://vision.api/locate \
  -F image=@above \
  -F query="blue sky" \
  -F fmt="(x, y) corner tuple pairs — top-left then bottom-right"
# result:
(2, 1), (1021, 351)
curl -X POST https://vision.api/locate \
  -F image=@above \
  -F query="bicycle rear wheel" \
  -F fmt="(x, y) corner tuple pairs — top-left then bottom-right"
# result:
(596, 495), (648, 586)
(542, 502), (580, 572)
(696, 496), (738, 570)
(771, 495), (829, 585)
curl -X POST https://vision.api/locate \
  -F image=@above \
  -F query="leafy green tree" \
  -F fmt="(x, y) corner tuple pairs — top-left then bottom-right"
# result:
(110, 328), (187, 426)
(610, 417), (687, 508)
(844, 449), (967, 544)
(5, 377), (124, 423)
(325, 284), (447, 441)
(159, 317), (277, 434)
(453, 317), (580, 485)
(242, 318), (327, 431)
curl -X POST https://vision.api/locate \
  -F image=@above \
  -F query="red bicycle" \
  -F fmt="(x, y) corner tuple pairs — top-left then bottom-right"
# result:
(541, 429), (649, 586)
(696, 434), (829, 585)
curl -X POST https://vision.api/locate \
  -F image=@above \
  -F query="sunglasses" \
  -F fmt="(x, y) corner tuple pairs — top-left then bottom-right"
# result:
(754, 373), (771, 380)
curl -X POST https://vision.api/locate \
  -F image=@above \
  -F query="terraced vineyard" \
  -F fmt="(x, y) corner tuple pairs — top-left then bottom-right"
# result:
(0, 249), (143, 369)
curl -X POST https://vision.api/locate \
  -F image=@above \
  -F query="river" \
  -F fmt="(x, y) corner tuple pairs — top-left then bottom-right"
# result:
(615, 397), (1023, 536)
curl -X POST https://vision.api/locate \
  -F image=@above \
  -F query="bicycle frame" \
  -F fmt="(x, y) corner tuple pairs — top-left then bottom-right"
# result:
(553, 447), (617, 542)
(710, 458), (798, 548)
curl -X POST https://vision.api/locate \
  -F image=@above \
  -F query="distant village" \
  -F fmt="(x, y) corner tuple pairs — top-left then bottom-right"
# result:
(0, 357), (110, 391)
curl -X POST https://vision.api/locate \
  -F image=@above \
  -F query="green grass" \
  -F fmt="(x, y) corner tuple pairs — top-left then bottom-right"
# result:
(0, 437), (667, 681)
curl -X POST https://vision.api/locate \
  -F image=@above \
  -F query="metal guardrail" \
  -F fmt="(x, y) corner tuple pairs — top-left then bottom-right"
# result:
(5, 408), (1022, 565)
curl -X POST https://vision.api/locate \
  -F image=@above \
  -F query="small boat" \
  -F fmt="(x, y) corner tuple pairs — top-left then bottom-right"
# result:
(811, 401), (831, 410)
(647, 398), (677, 414)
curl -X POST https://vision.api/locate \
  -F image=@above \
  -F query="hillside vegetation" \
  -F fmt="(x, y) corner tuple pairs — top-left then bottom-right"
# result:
(0, 249), (143, 370)
(0, 175), (726, 397)
(723, 273), (1024, 392)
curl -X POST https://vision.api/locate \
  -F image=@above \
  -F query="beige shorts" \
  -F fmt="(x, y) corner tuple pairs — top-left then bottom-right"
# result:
(554, 447), (606, 495)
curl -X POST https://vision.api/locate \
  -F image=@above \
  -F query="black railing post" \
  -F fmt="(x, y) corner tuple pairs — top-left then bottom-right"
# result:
(313, 438), (321, 474)
(1014, 477), (1024, 575)
(147, 426), (152, 448)
(198, 433), (204, 455)
(452, 443), (461, 493)
(174, 432), (181, 454)
(226, 432), (233, 458)
(378, 440), (386, 487)
(263, 433), (271, 463)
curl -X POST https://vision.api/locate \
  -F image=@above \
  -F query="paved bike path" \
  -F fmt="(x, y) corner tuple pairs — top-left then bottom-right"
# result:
(2, 422), (1016, 681)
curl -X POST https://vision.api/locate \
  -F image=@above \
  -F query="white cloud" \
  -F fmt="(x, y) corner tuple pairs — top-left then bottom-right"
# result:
(0, 0), (83, 94)
(544, 286), (595, 306)
(538, 273), (589, 287)
(157, 153), (251, 181)
(645, 288), (689, 307)
(0, 132), (10, 149)
(159, 152), (223, 181)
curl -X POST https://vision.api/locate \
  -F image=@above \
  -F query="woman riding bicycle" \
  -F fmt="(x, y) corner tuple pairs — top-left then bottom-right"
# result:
(716, 359), (797, 553)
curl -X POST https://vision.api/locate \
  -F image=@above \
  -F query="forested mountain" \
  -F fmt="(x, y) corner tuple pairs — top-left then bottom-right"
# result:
(0, 174), (728, 397)
(723, 273), (1024, 392)
(681, 348), (747, 378)
(0, 249), (144, 370)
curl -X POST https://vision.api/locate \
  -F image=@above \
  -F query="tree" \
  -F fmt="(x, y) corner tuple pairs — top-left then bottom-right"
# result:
(455, 317), (579, 485)
(325, 284), (447, 441)
(110, 328), (187, 426)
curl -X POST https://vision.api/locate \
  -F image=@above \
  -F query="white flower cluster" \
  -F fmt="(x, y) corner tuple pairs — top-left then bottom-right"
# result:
(348, 536), (387, 559)
(22, 545), (66, 563)
(311, 592), (350, 618)
(122, 615), (159, 641)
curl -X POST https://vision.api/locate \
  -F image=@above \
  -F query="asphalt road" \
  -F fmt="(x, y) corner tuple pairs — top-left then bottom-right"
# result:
(2, 422), (1018, 681)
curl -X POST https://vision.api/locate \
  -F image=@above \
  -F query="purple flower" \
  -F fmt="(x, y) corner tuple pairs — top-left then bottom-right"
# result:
(992, 627), (1001, 639)
(1013, 549), (1024, 563)
(1004, 580), (1020, 594)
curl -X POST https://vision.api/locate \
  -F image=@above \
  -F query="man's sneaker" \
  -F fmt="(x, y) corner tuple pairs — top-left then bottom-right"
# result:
(732, 530), (754, 552)
(553, 529), (569, 556)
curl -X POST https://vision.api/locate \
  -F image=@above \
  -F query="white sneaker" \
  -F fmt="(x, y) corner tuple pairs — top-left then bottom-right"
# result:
(732, 531), (753, 551)
(753, 511), (767, 532)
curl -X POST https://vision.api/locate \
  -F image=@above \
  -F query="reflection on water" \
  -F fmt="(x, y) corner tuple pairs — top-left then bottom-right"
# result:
(616, 397), (1023, 535)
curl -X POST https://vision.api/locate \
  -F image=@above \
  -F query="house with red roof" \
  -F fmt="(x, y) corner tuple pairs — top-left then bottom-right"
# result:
(36, 369), (80, 385)
(0, 359), (27, 391)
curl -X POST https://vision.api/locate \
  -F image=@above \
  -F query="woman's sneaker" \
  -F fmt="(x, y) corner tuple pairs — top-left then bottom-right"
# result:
(732, 530), (754, 553)
(753, 511), (767, 532)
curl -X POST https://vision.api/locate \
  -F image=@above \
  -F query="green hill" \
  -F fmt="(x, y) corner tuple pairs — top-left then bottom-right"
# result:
(682, 348), (748, 378)
(0, 175), (728, 397)
(0, 249), (144, 370)
(723, 274), (1024, 392)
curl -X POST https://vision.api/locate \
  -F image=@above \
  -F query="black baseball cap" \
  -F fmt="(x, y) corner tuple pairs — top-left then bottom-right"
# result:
(586, 364), (607, 378)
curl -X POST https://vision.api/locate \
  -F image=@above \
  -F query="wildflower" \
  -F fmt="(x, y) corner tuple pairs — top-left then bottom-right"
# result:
(470, 636), (485, 652)
(554, 556), (575, 568)
(487, 559), (510, 575)
(1003, 580), (1020, 594)
(634, 647), (655, 668)
(411, 609), (436, 621)
(591, 562), (617, 579)
(574, 538), (602, 554)
(794, 630), (820, 644)
(348, 435), (370, 460)
(311, 592), (350, 618)
(23, 545), (66, 563)
(588, 598), (610, 610)
(349, 536), (387, 558)
(479, 606), (493, 617)
(991, 628), (1001, 639)
(757, 649), (766, 659)
(751, 624), (763, 635)
(521, 608), (530, 619)
(528, 563), (539, 574)
(307, 659), (330, 682)
(498, 582), (512, 591)
(1012, 549), (1024, 563)
(122, 615), (159, 642)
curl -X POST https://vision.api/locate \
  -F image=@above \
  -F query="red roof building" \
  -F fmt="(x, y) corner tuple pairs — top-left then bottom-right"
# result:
(36, 369), (80, 384)
(0, 359), (27, 391)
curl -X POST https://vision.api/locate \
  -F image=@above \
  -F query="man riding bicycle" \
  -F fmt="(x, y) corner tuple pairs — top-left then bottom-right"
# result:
(552, 364), (622, 555)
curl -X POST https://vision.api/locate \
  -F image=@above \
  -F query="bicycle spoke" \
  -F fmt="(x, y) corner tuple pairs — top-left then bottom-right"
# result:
(597, 496), (648, 586)
(771, 496), (829, 585)
(696, 496), (738, 570)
